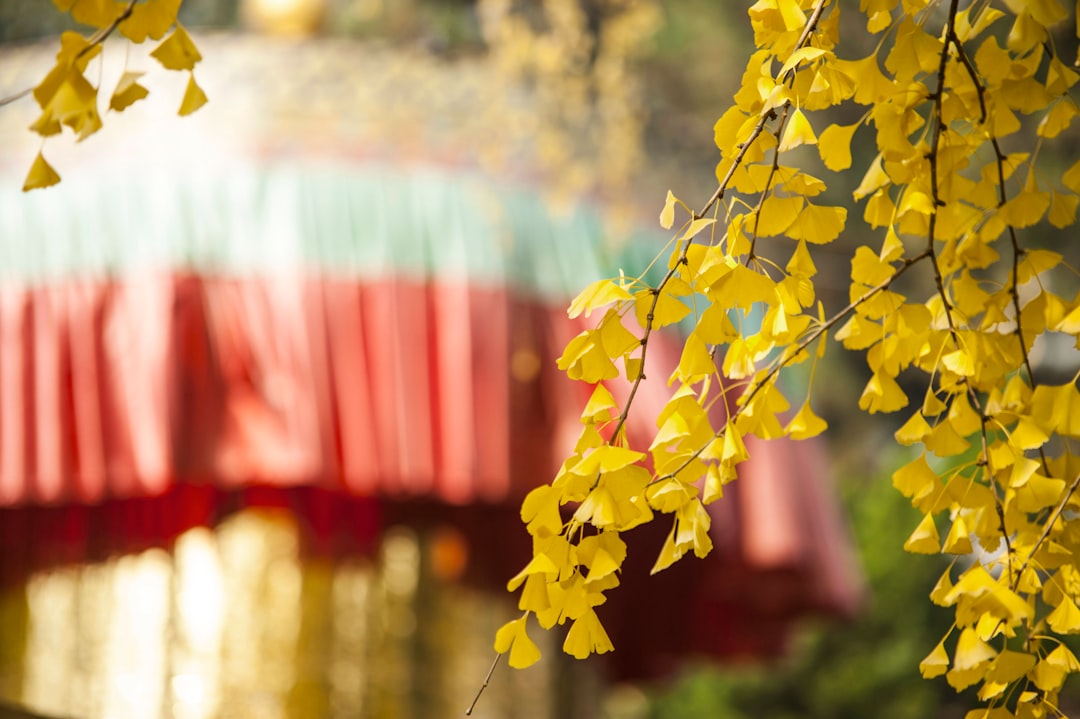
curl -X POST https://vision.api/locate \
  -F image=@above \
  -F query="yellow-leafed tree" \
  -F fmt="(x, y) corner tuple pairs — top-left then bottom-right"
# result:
(489, 2), (1080, 719)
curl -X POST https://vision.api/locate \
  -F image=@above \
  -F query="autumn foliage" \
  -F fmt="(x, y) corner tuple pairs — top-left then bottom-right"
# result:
(16, 0), (1080, 716)
(495, 1), (1080, 717)
(19, 0), (204, 191)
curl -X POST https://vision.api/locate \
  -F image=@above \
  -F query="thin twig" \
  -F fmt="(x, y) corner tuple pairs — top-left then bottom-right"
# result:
(0, 87), (32, 108)
(930, 0), (1016, 579)
(465, 652), (502, 716)
(748, 103), (792, 261)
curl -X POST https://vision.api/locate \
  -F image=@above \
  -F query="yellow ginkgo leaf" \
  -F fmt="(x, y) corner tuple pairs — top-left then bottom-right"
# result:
(1015, 473), (1066, 512)
(1037, 99), (1079, 138)
(518, 573), (551, 613)
(1063, 157), (1080, 193)
(755, 195), (804, 237)
(109, 71), (149, 112)
(178, 73), (208, 116)
(22, 151), (61, 192)
(929, 567), (954, 606)
(903, 512), (940, 554)
(580, 383), (618, 423)
(986, 650), (1036, 685)
(151, 25), (202, 71)
(858, 371), (908, 414)
(568, 279), (633, 319)
(817, 121), (859, 171)
(1045, 643), (1080, 671)
(677, 217), (716, 243)
(919, 638), (950, 678)
(659, 190), (678, 229)
(894, 410), (932, 445)
(788, 203), (846, 244)
(924, 419), (970, 457)
(563, 608), (613, 659)
(119, 0), (181, 42)
(1047, 596), (1080, 633)
(998, 188), (1051, 229)
(520, 485), (563, 538)
(650, 524), (683, 575)
(506, 553), (560, 592)
(942, 515), (973, 555)
(953, 627), (997, 670)
(673, 332), (715, 384)
(634, 286), (691, 329)
(1048, 190), (1079, 229)
(494, 616), (542, 669)
(778, 46), (827, 77)
(57, 0), (122, 28)
(785, 401), (827, 439)
(778, 108), (817, 152)
(785, 239), (817, 278)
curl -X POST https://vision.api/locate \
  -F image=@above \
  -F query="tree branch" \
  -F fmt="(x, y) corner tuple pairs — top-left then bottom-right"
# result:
(0, 0), (138, 110)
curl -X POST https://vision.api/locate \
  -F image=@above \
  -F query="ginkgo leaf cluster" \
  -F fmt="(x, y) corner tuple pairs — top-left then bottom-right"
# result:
(22, 0), (206, 191)
(501, 1), (1080, 718)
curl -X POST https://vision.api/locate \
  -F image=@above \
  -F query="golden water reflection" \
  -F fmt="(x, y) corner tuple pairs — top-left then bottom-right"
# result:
(2, 510), (600, 719)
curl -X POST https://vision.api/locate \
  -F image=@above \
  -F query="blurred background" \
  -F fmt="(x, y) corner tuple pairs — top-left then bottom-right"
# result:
(0, 1), (1075, 718)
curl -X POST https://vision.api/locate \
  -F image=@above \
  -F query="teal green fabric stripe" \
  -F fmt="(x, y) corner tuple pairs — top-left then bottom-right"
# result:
(0, 161), (664, 301)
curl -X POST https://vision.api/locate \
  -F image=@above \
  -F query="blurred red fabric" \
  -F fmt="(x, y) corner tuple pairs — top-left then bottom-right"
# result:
(0, 273), (862, 679)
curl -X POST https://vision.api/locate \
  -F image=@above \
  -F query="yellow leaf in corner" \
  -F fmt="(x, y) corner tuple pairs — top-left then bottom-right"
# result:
(986, 650), (1036, 686)
(109, 71), (149, 112)
(674, 332), (715, 384)
(59, 0), (122, 28)
(506, 553), (559, 592)
(660, 190), (678, 230)
(494, 616), (542, 669)
(1046, 596), (1080, 633)
(929, 567), (954, 606)
(894, 411), (931, 445)
(817, 121), (859, 171)
(120, 0), (182, 42)
(1046, 643), (1080, 671)
(788, 204), (846, 244)
(568, 279), (633, 319)
(858, 372), (908, 414)
(581, 384), (617, 423)
(520, 485), (563, 538)
(178, 73), (208, 116)
(677, 217), (716, 243)
(903, 513), (940, 554)
(151, 25), (202, 71)
(778, 108), (817, 152)
(998, 189), (1050, 229)
(1064, 158), (1080, 194)
(563, 608), (613, 659)
(650, 524), (683, 575)
(786, 239), (817, 278)
(942, 516), (973, 555)
(1037, 98), (1079, 139)
(920, 638), (950, 678)
(778, 46), (827, 78)
(22, 152), (61, 192)
(941, 349), (975, 377)
(953, 627), (997, 670)
(785, 401), (827, 439)
(1048, 190), (1079, 229)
